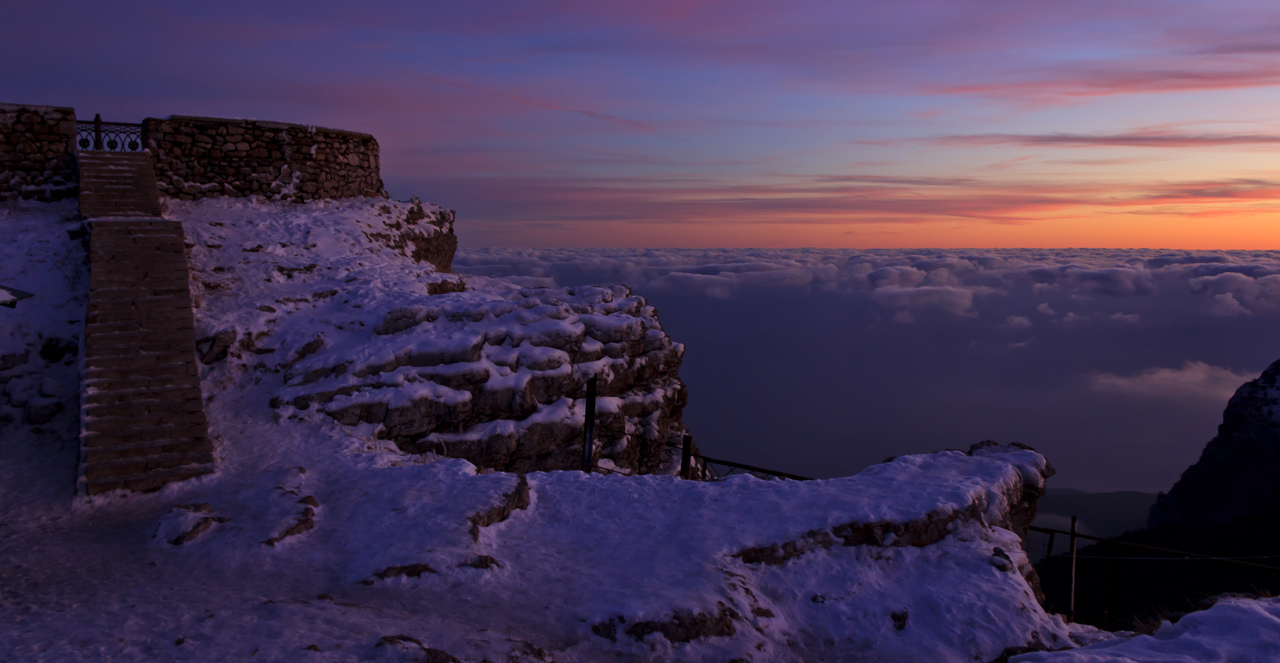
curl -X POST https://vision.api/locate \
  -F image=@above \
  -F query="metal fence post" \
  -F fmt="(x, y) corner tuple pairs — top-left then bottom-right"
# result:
(93, 114), (103, 151)
(581, 375), (597, 473)
(680, 434), (693, 479)
(1069, 515), (1078, 622)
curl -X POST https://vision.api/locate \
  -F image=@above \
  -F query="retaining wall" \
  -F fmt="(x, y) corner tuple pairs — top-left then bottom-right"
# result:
(0, 103), (78, 202)
(143, 116), (388, 202)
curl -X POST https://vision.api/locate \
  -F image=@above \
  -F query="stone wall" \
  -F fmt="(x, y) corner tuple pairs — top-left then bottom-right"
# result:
(0, 103), (78, 202)
(143, 116), (388, 202)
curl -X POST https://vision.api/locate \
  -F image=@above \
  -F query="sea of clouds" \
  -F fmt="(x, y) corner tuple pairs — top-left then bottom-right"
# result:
(456, 248), (1280, 492)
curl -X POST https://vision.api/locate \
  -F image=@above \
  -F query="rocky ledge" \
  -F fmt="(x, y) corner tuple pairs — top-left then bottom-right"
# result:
(1149, 358), (1280, 528)
(178, 197), (694, 474)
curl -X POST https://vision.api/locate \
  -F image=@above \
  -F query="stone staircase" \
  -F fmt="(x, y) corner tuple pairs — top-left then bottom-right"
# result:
(78, 152), (214, 495)
(78, 151), (163, 218)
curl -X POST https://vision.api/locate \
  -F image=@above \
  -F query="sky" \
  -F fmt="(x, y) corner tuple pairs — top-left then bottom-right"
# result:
(6, 0), (1280, 248)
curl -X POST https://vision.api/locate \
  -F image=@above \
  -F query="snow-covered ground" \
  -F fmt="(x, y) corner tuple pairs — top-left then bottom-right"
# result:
(1, 198), (1275, 661)
(1011, 597), (1280, 663)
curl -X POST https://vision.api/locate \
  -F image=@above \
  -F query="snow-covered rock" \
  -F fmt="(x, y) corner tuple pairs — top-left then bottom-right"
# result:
(2, 390), (1076, 662)
(0, 200), (85, 508)
(1012, 596), (1280, 663)
(176, 197), (691, 474)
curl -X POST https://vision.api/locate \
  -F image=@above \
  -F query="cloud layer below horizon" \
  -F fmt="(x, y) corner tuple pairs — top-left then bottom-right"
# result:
(458, 247), (1280, 491)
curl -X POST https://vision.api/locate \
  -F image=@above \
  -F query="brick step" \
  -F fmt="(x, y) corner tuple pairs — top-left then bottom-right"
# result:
(89, 256), (187, 266)
(82, 437), (213, 463)
(85, 362), (197, 382)
(84, 463), (215, 495)
(87, 286), (190, 301)
(85, 327), (194, 344)
(89, 259), (189, 269)
(87, 210), (164, 218)
(90, 276), (189, 285)
(87, 297), (192, 315)
(86, 338), (195, 358)
(84, 410), (207, 435)
(83, 395), (203, 419)
(85, 318), (194, 336)
(85, 351), (197, 372)
(90, 240), (183, 247)
(91, 247), (187, 255)
(89, 283), (192, 295)
(90, 267), (189, 277)
(83, 204), (160, 210)
(84, 202), (161, 209)
(81, 179), (153, 186)
(79, 169), (155, 176)
(91, 239), (185, 247)
(89, 254), (189, 265)
(91, 230), (183, 239)
(93, 235), (184, 242)
(81, 189), (156, 196)
(89, 290), (191, 305)
(90, 230), (178, 236)
(82, 196), (158, 203)
(88, 220), (175, 229)
(85, 374), (201, 394)
(82, 421), (210, 448)
(86, 345), (196, 363)
(83, 200), (167, 208)
(90, 268), (190, 281)
(86, 308), (195, 325)
(78, 151), (152, 160)
(84, 451), (214, 481)
(85, 384), (203, 406)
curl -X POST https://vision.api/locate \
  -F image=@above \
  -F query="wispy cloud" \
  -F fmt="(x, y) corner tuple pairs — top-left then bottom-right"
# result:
(929, 131), (1280, 149)
(934, 64), (1280, 104)
(1089, 361), (1258, 402)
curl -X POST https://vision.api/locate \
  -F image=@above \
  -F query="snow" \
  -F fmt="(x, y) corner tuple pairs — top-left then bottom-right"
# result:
(1012, 597), (1280, 662)
(3, 198), (1277, 661)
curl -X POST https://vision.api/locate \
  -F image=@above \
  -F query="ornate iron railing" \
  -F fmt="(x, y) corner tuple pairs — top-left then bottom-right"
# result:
(76, 114), (146, 152)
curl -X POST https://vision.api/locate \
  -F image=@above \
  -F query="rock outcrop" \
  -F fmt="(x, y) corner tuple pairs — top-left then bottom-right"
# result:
(1148, 358), (1280, 529)
(274, 284), (691, 474)
(178, 197), (692, 475)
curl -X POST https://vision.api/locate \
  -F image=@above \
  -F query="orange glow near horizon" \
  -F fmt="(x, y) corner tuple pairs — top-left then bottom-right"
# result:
(19, 1), (1280, 251)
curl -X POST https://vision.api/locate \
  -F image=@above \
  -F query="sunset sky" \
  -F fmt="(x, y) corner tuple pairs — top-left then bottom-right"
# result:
(8, 0), (1280, 248)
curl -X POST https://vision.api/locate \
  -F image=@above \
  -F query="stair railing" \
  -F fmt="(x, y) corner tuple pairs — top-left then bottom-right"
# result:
(76, 114), (147, 153)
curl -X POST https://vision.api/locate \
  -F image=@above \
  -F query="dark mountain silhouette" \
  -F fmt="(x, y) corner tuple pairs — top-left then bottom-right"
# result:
(1149, 358), (1280, 529)
(1036, 360), (1280, 629)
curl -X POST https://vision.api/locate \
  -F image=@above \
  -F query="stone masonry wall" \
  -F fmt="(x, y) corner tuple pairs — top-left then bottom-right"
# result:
(0, 103), (78, 202)
(143, 116), (388, 202)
